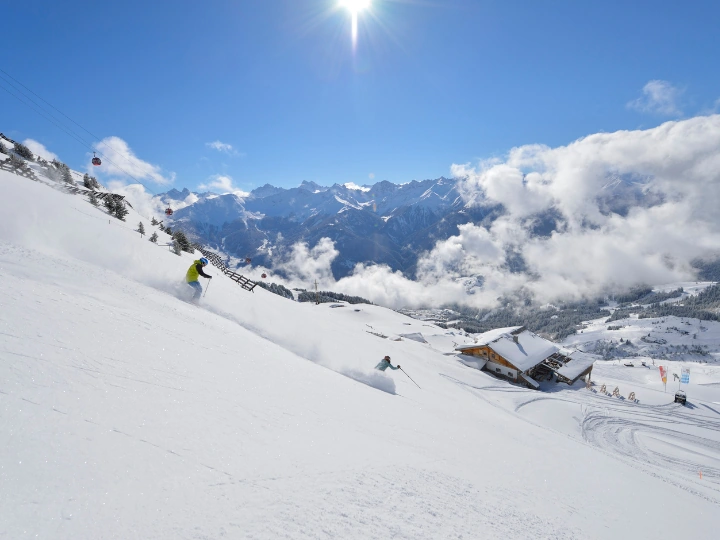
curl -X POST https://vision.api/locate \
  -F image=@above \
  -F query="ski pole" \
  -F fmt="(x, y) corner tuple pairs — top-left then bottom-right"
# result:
(203, 278), (212, 298)
(400, 367), (421, 389)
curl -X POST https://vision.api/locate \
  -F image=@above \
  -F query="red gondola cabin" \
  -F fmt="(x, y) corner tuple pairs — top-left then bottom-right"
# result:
(91, 153), (102, 166)
(165, 208), (173, 216)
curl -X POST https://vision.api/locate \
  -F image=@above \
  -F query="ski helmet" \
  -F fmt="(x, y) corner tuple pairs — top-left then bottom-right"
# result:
(200, 257), (209, 265)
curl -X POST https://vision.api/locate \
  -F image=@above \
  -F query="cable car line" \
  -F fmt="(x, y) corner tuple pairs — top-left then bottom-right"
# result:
(0, 68), (159, 194)
(0, 67), (159, 180)
(0, 72), (156, 192)
(0, 81), (94, 152)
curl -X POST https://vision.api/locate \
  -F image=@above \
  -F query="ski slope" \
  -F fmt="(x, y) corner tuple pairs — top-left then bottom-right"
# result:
(2, 170), (720, 539)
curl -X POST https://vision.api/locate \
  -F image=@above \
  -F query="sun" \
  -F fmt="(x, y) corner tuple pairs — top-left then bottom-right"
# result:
(339, 0), (372, 50)
(340, 0), (371, 14)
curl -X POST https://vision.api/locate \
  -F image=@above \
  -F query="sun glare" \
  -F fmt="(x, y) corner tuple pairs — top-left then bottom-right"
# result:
(340, 0), (371, 14)
(339, 0), (372, 50)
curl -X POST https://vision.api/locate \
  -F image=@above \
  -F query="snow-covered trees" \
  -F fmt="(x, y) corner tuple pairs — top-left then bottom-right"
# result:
(88, 191), (99, 206)
(151, 217), (159, 226)
(62, 167), (74, 185)
(138, 222), (146, 237)
(172, 230), (193, 253)
(114, 201), (128, 221)
(171, 239), (183, 255)
(297, 290), (372, 305)
(103, 196), (128, 221)
(104, 196), (118, 215)
(13, 142), (33, 160)
(149, 231), (159, 243)
(8, 154), (26, 170)
(0, 142), (7, 154)
(257, 282), (295, 300)
(83, 174), (101, 191)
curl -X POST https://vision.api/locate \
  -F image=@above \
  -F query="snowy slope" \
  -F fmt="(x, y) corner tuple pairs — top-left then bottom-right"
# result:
(564, 312), (720, 363)
(2, 169), (720, 539)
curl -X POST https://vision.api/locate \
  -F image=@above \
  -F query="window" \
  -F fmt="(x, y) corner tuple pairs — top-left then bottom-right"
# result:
(492, 353), (496, 359)
(508, 371), (513, 377)
(495, 368), (501, 373)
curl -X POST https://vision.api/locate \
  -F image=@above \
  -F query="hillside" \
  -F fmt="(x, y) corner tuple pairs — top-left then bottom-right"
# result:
(1, 165), (720, 539)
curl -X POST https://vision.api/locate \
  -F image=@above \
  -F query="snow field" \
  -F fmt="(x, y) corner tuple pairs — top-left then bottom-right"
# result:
(2, 170), (720, 538)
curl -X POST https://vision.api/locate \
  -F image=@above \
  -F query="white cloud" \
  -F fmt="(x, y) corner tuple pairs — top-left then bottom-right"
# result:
(273, 238), (339, 286)
(344, 182), (370, 192)
(628, 80), (683, 116)
(198, 174), (250, 197)
(93, 137), (174, 185)
(296, 115), (720, 310)
(22, 139), (57, 161)
(106, 182), (162, 220)
(104, 182), (200, 221)
(206, 140), (242, 156)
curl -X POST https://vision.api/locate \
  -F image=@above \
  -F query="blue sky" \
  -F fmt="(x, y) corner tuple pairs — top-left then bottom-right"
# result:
(2, 0), (720, 194)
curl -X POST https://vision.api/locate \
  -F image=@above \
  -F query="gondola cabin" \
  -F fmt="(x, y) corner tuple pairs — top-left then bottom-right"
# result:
(165, 208), (173, 216)
(91, 153), (102, 166)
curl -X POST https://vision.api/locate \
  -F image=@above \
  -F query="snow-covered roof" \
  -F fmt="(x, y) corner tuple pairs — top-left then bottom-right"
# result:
(457, 354), (487, 370)
(555, 350), (597, 381)
(456, 327), (558, 372)
(491, 331), (559, 372)
(455, 326), (523, 350)
(519, 373), (540, 389)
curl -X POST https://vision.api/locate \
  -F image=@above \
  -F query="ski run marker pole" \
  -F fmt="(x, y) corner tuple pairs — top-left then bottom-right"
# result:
(400, 367), (421, 389)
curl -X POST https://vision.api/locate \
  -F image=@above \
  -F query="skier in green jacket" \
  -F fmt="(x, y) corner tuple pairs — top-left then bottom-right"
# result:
(186, 257), (212, 301)
(375, 355), (400, 371)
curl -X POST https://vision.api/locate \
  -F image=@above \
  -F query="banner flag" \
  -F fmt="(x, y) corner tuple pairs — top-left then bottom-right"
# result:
(681, 367), (690, 384)
(659, 366), (668, 384)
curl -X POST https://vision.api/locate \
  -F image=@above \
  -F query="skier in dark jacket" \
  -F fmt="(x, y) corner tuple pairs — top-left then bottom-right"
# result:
(186, 257), (212, 301)
(375, 355), (400, 371)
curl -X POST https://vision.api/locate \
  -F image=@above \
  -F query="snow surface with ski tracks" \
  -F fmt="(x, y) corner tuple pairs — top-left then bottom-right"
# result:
(1, 170), (719, 538)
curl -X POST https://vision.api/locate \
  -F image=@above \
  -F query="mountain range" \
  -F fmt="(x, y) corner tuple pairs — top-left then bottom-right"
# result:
(158, 175), (663, 279)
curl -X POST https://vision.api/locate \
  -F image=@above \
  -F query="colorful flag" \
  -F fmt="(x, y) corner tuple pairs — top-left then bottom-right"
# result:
(681, 367), (690, 384)
(659, 366), (667, 384)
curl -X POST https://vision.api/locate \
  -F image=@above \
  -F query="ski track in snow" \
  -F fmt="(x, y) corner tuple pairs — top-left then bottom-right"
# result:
(441, 371), (720, 506)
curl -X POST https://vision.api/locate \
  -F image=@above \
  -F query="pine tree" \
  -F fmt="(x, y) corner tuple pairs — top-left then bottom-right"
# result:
(165, 227), (172, 235)
(83, 173), (98, 191)
(159, 223), (166, 232)
(104, 196), (118, 215)
(0, 142), (7, 154)
(8, 154), (26, 170)
(114, 201), (129, 221)
(62, 167), (74, 185)
(149, 231), (159, 243)
(151, 217), (159, 226)
(138, 222), (146, 237)
(172, 239), (183, 255)
(88, 191), (99, 206)
(172, 230), (193, 253)
(13, 142), (33, 160)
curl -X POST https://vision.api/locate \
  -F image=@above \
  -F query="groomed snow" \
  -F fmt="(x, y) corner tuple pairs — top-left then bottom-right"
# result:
(2, 169), (720, 539)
